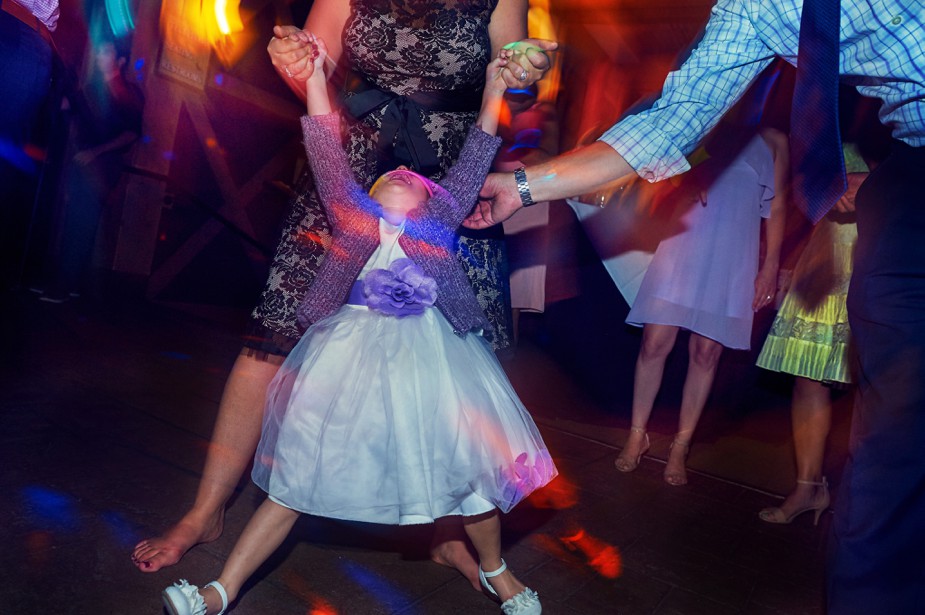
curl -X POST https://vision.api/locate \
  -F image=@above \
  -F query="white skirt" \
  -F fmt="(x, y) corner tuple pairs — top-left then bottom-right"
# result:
(252, 304), (557, 525)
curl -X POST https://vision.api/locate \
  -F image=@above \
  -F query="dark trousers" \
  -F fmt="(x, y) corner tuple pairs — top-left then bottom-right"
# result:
(828, 142), (925, 613)
(0, 11), (54, 287)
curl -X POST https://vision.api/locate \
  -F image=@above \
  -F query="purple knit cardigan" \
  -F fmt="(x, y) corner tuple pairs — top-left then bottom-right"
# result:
(295, 113), (502, 337)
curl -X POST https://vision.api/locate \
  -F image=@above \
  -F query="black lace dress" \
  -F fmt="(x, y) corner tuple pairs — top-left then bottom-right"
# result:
(249, 0), (513, 354)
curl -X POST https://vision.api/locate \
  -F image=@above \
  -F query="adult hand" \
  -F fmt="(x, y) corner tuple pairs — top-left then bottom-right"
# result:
(268, 25), (318, 84)
(499, 38), (558, 89)
(464, 172), (523, 229)
(833, 172), (867, 213)
(73, 149), (97, 166)
(752, 266), (779, 311)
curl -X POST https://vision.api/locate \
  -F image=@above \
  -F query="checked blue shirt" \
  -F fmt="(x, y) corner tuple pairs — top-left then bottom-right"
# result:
(600, 0), (925, 182)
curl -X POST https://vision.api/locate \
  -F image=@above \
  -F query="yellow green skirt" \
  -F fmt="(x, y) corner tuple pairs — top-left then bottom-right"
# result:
(756, 214), (856, 384)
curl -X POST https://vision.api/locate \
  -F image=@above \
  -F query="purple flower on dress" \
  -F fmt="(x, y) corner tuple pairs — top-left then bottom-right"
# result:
(498, 450), (557, 510)
(364, 258), (438, 317)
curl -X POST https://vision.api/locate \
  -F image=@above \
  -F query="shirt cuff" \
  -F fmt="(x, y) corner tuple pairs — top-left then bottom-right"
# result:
(598, 114), (692, 183)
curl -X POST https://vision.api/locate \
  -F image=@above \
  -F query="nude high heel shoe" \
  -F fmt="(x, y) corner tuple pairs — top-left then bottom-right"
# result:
(759, 477), (830, 525)
(663, 439), (690, 486)
(614, 426), (649, 473)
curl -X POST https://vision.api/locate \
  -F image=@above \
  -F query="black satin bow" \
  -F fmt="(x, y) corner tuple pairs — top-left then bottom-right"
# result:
(342, 75), (482, 179)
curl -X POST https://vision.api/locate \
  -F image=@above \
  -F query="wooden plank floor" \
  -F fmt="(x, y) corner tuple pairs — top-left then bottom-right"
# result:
(1, 287), (845, 614)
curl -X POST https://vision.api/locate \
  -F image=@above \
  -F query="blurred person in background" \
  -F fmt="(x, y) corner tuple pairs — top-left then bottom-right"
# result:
(35, 34), (143, 303)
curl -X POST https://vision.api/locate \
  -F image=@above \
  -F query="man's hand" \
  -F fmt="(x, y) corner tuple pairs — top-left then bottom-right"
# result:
(833, 172), (867, 213)
(464, 172), (523, 229)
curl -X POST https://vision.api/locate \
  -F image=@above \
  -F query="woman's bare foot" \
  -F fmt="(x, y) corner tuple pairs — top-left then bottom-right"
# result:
(430, 520), (481, 591)
(133, 511), (223, 572)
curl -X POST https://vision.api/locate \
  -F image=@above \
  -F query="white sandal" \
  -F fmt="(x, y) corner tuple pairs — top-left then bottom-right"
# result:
(163, 579), (229, 615)
(478, 559), (542, 615)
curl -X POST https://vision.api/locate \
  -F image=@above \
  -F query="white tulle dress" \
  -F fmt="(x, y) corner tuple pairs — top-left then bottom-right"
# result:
(251, 218), (556, 525)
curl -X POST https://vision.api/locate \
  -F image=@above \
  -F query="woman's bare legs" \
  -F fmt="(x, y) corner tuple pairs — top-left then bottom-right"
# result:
(132, 350), (283, 572)
(194, 499), (301, 614)
(462, 511), (529, 603)
(664, 333), (723, 486)
(616, 324), (679, 469)
(775, 376), (832, 515)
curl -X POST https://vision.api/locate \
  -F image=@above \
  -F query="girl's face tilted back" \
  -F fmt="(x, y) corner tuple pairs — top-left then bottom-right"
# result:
(369, 166), (433, 225)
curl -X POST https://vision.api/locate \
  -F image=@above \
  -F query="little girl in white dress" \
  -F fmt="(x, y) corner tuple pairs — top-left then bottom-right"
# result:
(162, 36), (555, 615)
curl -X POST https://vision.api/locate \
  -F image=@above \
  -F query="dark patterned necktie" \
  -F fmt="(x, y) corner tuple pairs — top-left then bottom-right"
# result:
(790, 0), (846, 223)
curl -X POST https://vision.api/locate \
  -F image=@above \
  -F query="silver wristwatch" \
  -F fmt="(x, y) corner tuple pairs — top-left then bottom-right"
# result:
(513, 166), (536, 207)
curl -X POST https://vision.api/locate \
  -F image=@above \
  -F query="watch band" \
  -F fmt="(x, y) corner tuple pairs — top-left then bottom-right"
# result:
(513, 166), (536, 207)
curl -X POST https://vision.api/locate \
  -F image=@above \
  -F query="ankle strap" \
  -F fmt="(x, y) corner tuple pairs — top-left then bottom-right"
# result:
(204, 581), (229, 615)
(629, 425), (646, 433)
(480, 558), (508, 578)
(796, 477), (828, 488)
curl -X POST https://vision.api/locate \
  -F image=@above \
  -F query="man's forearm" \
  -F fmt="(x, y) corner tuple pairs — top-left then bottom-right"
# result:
(519, 141), (636, 202)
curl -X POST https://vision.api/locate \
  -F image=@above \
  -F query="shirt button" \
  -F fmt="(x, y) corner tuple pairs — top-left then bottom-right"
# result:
(891, 15), (902, 25)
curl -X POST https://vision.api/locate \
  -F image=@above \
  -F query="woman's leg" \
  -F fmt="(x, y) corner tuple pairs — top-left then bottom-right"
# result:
(196, 499), (301, 614)
(462, 511), (528, 603)
(664, 333), (723, 485)
(776, 376), (832, 515)
(133, 350), (284, 572)
(616, 324), (679, 467)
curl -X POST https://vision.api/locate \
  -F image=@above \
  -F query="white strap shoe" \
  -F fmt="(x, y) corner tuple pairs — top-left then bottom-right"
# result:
(162, 579), (228, 615)
(479, 559), (542, 615)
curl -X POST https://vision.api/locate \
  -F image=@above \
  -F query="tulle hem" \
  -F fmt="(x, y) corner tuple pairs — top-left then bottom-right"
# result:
(252, 304), (556, 526)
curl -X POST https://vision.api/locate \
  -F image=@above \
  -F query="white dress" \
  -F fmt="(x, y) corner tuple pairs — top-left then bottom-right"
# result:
(252, 219), (556, 525)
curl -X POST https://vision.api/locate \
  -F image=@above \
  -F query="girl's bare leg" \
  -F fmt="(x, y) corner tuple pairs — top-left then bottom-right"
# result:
(196, 499), (301, 614)
(462, 511), (527, 603)
(133, 351), (283, 572)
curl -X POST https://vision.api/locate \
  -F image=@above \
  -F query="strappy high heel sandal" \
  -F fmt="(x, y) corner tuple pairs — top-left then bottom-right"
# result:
(479, 559), (542, 615)
(614, 425), (650, 473)
(663, 439), (690, 486)
(759, 477), (830, 525)
(163, 579), (229, 615)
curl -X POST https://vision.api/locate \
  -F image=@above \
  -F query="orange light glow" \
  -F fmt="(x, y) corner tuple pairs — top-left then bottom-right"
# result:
(527, 0), (561, 104)
(214, 0), (243, 36)
(561, 529), (622, 579)
(159, 0), (252, 71)
(280, 569), (340, 614)
(527, 472), (579, 509)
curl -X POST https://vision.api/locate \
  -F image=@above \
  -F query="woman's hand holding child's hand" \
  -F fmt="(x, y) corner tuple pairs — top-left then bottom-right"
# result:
(268, 25), (319, 84)
(498, 38), (558, 89)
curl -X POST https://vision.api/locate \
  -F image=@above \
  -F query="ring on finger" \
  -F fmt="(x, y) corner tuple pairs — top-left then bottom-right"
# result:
(520, 69), (527, 80)
(284, 65), (294, 79)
